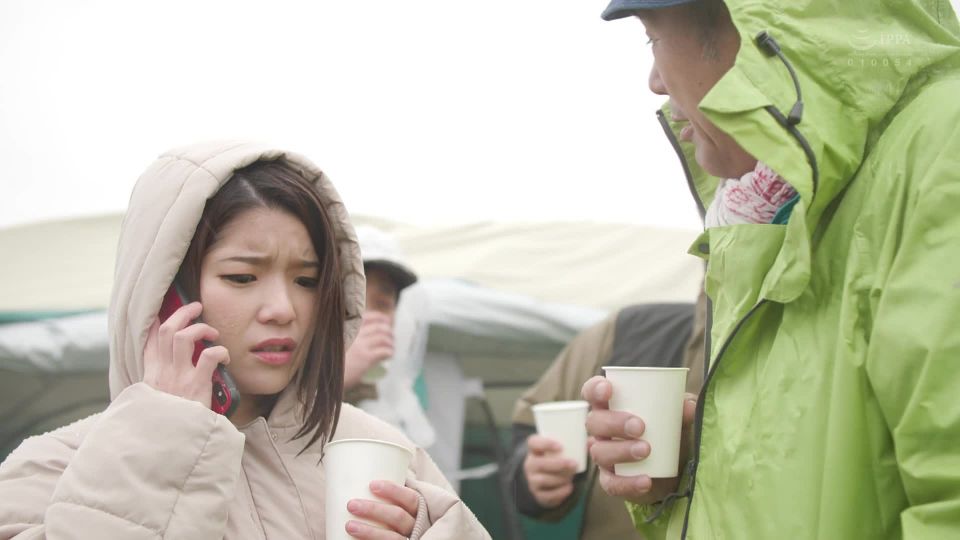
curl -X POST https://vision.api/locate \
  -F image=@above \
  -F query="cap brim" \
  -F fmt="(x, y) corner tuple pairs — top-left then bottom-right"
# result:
(366, 261), (418, 293)
(601, 0), (698, 21)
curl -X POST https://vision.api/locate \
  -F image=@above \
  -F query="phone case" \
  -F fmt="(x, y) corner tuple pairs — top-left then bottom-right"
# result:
(158, 284), (240, 416)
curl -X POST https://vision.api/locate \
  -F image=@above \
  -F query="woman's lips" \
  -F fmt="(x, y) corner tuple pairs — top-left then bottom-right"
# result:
(253, 350), (293, 365)
(251, 338), (296, 366)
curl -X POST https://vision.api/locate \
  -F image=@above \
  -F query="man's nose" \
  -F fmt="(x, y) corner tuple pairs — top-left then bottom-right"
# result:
(648, 64), (667, 96)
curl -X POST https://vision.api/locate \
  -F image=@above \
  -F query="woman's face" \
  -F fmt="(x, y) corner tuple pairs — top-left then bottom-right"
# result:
(198, 207), (320, 401)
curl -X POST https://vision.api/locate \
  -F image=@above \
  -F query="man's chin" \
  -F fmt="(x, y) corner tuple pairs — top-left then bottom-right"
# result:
(695, 147), (754, 180)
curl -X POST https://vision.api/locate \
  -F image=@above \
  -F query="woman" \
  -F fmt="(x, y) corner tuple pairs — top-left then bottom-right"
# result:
(0, 141), (489, 539)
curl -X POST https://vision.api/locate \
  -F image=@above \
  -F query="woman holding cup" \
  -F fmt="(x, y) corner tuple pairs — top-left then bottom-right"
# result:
(0, 142), (488, 539)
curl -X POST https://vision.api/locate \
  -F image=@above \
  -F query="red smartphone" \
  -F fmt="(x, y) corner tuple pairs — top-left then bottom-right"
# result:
(158, 283), (239, 417)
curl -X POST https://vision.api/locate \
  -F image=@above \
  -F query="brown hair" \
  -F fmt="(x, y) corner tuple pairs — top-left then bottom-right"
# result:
(178, 159), (345, 452)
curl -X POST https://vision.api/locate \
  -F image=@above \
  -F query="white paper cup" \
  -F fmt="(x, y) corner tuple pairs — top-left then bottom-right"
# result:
(531, 400), (590, 473)
(324, 438), (413, 540)
(602, 366), (689, 478)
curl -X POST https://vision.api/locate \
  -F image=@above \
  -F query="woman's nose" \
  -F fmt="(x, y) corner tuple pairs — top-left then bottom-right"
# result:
(258, 284), (296, 325)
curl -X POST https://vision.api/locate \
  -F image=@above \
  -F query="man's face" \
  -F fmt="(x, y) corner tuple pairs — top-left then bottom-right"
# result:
(639, 5), (757, 179)
(364, 265), (399, 320)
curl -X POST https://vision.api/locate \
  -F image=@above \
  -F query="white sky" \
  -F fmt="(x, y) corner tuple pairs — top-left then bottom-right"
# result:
(2, 1), (958, 231)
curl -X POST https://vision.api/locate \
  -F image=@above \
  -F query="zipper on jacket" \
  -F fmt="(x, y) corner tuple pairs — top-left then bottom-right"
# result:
(674, 32), (821, 538)
(656, 109), (706, 219)
(679, 300), (767, 538)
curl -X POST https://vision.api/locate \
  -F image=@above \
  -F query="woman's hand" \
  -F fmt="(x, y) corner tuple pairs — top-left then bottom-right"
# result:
(142, 301), (231, 408)
(346, 480), (420, 539)
(582, 376), (697, 505)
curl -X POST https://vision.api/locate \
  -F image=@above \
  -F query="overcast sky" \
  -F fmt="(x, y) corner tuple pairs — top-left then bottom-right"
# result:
(2, 1), (958, 231)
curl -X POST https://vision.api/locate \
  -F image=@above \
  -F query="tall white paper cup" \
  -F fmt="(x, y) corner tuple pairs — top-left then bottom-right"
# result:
(324, 438), (413, 540)
(602, 366), (689, 478)
(532, 400), (590, 473)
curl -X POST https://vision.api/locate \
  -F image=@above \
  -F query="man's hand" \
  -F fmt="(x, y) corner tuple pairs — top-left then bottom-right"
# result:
(523, 434), (579, 508)
(344, 311), (394, 390)
(582, 376), (696, 505)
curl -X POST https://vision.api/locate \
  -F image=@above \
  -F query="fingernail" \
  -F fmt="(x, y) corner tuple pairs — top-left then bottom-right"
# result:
(637, 475), (653, 491)
(347, 500), (365, 513)
(370, 480), (384, 492)
(625, 418), (644, 438)
(630, 441), (650, 459)
(594, 381), (608, 401)
(346, 521), (362, 533)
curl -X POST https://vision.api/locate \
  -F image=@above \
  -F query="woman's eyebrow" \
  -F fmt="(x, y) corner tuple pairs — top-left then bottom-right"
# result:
(219, 255), (266, 265)
(217, 255), (320, 268)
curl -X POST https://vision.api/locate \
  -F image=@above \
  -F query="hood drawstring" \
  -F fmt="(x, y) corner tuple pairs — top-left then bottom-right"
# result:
(755, 31), (821, 197)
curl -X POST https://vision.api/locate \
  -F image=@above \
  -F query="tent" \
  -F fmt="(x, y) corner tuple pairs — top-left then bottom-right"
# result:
(0, 213), (703, 538)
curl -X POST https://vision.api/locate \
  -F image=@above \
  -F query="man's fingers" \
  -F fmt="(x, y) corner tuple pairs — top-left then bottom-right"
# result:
(586, 409), (644, 440)
(589, 439), (649, 471)
(581, 376), (611, 409)
(682, 393), (698, 426)
(529, 467), (576, 491)
(528, 454), (578, 476)
(596, 467), (654, 500)
(526, 434), (562, 454)
(369, 346), (394, 362)
(533, 482), (574, 508)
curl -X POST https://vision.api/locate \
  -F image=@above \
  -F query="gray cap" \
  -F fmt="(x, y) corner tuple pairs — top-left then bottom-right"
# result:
(355, 225), (418, 293)
(601, 0), (698, 21)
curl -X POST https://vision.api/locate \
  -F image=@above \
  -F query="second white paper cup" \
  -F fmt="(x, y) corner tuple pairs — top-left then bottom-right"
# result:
(324, 438), (413, 540)
(532, 400), (589, 473)
(602, 366), (688, 478)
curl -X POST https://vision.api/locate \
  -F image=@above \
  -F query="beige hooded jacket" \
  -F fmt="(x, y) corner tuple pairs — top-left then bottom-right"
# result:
(0, 142), (490, 540)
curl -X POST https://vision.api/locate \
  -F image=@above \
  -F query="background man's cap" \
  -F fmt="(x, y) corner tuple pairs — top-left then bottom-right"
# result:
(601, 0), (698, 21)
(355, 225), (418, 292)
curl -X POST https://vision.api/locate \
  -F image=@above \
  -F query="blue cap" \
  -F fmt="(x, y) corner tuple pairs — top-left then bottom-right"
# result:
(601, 0), (698, 21)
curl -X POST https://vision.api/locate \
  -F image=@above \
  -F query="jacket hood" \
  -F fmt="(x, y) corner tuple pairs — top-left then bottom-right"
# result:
(107, 141), (365, 400)
(688, 0), (960, 302)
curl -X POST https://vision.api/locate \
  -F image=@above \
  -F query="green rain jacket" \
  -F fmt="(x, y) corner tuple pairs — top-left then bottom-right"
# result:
(629, 1), (960, 538)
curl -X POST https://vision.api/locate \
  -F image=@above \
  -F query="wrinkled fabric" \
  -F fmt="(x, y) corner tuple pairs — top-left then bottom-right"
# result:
(0, 141), (489, 540)
(627, 1), (960, 539)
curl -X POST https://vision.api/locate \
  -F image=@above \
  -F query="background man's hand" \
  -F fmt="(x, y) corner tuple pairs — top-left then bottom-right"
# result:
(581, 376), (696, 505)
(344, 311), (394, 390)
(523, 434), (579, 508)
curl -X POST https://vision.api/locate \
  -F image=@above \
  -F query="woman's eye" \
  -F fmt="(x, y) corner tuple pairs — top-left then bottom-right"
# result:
(223, 274), (256, 284)
(296, 276), (319, 288)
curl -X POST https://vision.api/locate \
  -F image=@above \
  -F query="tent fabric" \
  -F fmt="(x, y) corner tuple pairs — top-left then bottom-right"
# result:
(0, 214), (703, 316)
(0, 278), (607, 376)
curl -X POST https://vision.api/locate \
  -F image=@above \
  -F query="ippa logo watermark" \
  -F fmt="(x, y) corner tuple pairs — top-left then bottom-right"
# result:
(847, 29), (912, 52)
(844, 28), (920, 70)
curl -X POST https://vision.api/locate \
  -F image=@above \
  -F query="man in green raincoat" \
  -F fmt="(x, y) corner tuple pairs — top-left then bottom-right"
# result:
(581, 0), (960, 538)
